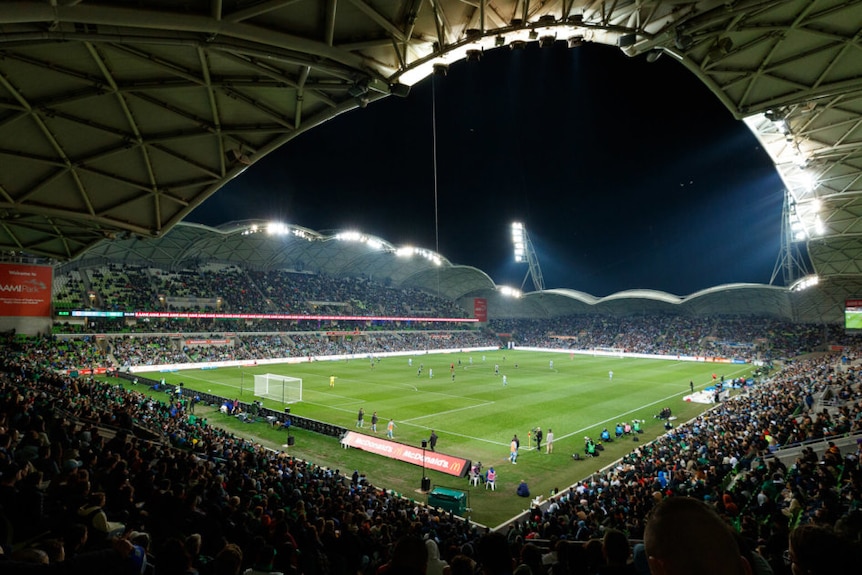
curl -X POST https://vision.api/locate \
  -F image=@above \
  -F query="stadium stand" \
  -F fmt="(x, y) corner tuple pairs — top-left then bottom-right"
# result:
(2, 269), (861, 574)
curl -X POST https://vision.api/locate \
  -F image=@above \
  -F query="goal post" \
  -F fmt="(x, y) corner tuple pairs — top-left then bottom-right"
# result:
(253, 373), (302, 404)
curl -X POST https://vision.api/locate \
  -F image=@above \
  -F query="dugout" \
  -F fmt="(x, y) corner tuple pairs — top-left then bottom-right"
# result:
(428, 487), (468, 516)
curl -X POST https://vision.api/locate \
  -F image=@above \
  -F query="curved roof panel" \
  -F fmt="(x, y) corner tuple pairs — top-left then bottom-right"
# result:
(66, 220), (847, 322)
(3, 1), (862, 322)
(73, 220), (494, 299)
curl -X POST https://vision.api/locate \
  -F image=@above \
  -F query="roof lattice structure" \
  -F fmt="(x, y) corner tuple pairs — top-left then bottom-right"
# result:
(3, 1), (862, 322)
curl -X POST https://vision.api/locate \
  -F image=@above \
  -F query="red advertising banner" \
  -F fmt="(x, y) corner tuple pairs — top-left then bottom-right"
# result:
(473, 298), (487, 322)
(0, 263), (53, 317)
(340, 432), (469, 477)
(134, 311), (477, 323)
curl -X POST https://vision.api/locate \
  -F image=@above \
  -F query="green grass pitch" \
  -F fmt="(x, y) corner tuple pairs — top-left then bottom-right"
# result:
(159, 349), (751, 527)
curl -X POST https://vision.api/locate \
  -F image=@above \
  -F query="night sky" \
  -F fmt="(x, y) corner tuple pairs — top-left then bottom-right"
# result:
(192, 42), (784, 297)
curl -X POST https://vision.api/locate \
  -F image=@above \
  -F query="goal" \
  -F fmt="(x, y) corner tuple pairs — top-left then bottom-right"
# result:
(253, 373), (302, 404)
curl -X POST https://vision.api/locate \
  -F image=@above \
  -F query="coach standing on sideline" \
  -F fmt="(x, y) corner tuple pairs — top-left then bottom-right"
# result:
(429, 430), (438, 451)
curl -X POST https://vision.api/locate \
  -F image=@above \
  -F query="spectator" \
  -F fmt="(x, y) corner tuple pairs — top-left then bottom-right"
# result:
(644, 497), (750, 575)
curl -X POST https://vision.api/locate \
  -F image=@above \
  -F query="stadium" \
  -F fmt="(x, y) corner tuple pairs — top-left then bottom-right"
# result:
(0, 1), (861, 574)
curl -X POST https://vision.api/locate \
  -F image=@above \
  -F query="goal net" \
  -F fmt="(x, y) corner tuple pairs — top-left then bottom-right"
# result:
(253, 373), (302, 404)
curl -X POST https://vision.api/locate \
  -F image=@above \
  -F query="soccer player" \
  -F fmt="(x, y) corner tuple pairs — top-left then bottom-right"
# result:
(509, 435), (519, 464)
(356, 408), (364, 428)
(329, 375), (336, 388)
(609, 370), (613, 381)
(549, 359), (554, 370)
(371, 411), (378, 432)
(502, 374), (507, 386)
(387, 418), (397, 438)
(429, 368), (433, 379)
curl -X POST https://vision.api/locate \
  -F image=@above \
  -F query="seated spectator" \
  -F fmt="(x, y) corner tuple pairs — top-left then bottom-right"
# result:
(516, 480), (530, 498)
(243, 544), (280, 575)
(786, 524), (856, 575)
(425, 539), (451, 575)
(77, 492), (125, 547)
(600, 529), (637, 575)
(377, 535), (427, 575)
(644, 497), (750, 575)
(211, 543), (244, 575)
(485, 467), (496, 490)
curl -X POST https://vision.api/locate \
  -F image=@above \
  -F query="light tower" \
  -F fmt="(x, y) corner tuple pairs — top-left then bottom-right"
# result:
(770, 190), (811, 286)
(512, 222), (545, 292)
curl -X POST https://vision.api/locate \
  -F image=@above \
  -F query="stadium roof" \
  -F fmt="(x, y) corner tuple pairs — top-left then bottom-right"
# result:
(3, 1), (862, 321)
(72, 220), (498, 302)
(67, 220), (829, 322)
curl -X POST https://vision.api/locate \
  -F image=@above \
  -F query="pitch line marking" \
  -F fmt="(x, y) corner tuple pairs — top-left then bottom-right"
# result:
(402, 400), (495, 423)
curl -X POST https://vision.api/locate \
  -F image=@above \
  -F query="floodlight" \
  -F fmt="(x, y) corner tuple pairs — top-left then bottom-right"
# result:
(466, 49), (482, 62)
(645, 49), (662, 62)
(510, 222), (545, 292)
(790, 275), (819, 292)
(617, 33), (637, 47)
(267, 222), (289, 235)
(348, 80), (369, 98)
(336, 231), (362, 242)
(539, 35), (556, 48)
(495, 35), (506, 47)
(510, 40), (527, 50)
(499, 286), (522, 298)
(528, 30), (539, 40)
(799, 172), (818, 193)
(568, 35), (584, 48)
(512, 223), (528, 263)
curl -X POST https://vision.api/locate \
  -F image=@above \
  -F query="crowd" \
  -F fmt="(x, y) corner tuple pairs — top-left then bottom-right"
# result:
(0, 271), (855, 573)
(52, 265), (468, 321)
(0, 324), (860, 574)
(51, 265), (854, 366)
(42, 315), (862, 374)
(489, 316), (854, 362)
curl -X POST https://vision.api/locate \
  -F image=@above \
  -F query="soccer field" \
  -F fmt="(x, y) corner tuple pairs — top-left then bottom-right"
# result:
(164, 349), (751, 526)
